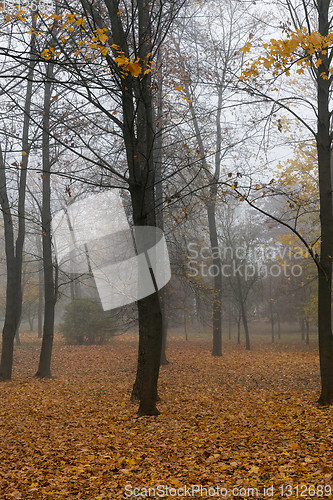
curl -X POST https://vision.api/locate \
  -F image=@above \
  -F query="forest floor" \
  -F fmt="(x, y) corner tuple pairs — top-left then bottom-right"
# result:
(0, 328), (332, 499)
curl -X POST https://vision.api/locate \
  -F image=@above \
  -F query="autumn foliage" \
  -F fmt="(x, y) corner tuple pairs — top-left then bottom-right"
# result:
(0, 331), (332, 499)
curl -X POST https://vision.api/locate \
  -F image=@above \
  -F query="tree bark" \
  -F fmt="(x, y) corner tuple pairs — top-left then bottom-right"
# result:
(237, 314), (241, 344)
(35, 66), (56, 379)
(154, 46), (169, 366)
(105, 0), (163, 415)
(172, 35), (223, 356)
(228, 299), (232, 340)
(316, 0), (333, 406)
(0, 26), (36, 380)
(300, 318), (305, 341)
(270, 300), (274, 343)
(306, 320), (310, 345)
(207, 193), (222, 356)
(38, 250), (43, 340)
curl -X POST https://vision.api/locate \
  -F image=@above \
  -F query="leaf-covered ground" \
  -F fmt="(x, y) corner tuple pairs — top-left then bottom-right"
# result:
(0, 331), (332, 499)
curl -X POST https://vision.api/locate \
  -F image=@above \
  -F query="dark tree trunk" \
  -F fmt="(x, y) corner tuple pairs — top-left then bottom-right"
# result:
(136, 292), (162, 416)
(0, 27), (35, 380)
(154, 48), (169, 367)
(35, 67), (56, 379)
(105, 0), (163, 415)
(316, 0), (333, 406)
(38, 258), (43, 339)
(129, 184), (163, 414)
(0, 149), (18, 380)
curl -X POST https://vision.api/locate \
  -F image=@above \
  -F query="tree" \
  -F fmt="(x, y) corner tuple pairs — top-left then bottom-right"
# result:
(32, 0), (187, 414)
(217, 201), (263, 350)
(239, 0), (333, 405)
(168, 0), (263, 356)
(0, 21), (37, 380)
(35, 61), (57, 379)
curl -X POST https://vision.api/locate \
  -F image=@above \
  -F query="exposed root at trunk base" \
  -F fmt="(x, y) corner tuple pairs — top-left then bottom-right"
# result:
(34, 372), (53, 379)
(317, 395), (333, 407)
(137, 406), (161, 417)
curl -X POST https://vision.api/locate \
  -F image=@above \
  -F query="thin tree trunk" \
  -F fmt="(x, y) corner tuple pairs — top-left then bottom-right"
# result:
(38, 258), (43, 339)
(241, 305), (250, 351)
(154, 46), (169, 366)
(270, 301), (274, 343)
(15, 327), (21, 346)
(277, 310), (281, 339)
(159, 289), (169, 364)
(237, 314), (241, 344)
(306, 320), (310, 345)
(35, 66), (56, 379)
(173, 35), (223, 356)
(228, 299), (232, 340)
(236, 274), (250, 350)
(184, 311), (188, 341)
(207, 193), (222, 356)
(300, 318), (305, 341)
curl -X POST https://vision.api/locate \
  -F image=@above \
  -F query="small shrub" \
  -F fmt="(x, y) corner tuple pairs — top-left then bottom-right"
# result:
(61, 298), (116, 345)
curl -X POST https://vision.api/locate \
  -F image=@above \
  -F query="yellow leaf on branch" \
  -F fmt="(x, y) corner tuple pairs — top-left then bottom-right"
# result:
(240, 42), (252, 54)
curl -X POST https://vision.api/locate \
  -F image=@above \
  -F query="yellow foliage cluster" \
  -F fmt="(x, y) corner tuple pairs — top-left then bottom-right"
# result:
(239, 29), (333, 81)
(7, 10), (151, 77)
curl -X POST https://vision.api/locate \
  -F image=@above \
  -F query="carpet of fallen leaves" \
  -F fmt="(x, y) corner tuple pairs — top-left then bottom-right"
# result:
(0, 331), (333, 500)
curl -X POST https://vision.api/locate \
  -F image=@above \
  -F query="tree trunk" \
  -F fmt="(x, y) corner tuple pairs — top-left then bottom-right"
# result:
(316, 0), (333, 406)
(237, 314), (241, 344)
(184, 311), (188, 341)
(159, 288), (169, 364)
(35, 67), (56, 379)
(306, 320), (310, 345)
(174, 34), (223, 356)
(111, 0), (163, 415)
(300, 318), (305, 341)
(277, 309), (281, 339)
(228, 299), (232, 340)
(154, 47), (169, 367)
(0, 27), (35, 380)
(240, 301), (250, 351)
(236, 274), (250, 350)
(270, 301), (274, 343)
(38, 257), (43, 339)
(207, 193), (222, 356)
(15, 328), (21, 346)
